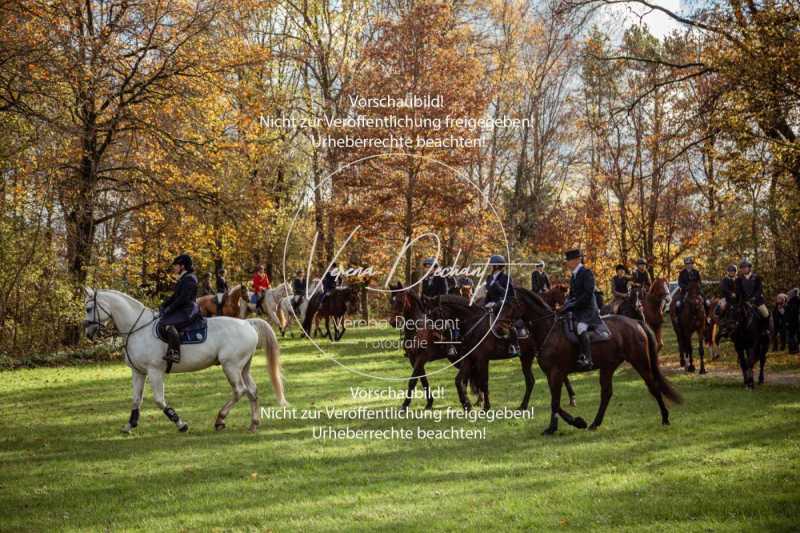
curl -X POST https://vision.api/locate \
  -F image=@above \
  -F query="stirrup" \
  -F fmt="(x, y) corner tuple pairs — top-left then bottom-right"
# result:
(163, 349), (180, 363)
(576, 354), (593, 370)
(509, 344), (521, 357)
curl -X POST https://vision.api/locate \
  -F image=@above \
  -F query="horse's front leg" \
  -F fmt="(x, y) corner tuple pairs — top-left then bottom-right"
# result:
(122, 369), (146, 433)
(324, 316), (332, 340)
(685, 335), (696, 373)
(148, 368), (188, 432)
(542, 368), (562, 435)
(401, 359), (424, 410)
(698, 330), (707, 374)
(454, 363), (471, 411)
(589, 367), (614, 430)
(564, 376), (577, 407)
(758, 340), (767, 384)
(518, 353), (535, 411)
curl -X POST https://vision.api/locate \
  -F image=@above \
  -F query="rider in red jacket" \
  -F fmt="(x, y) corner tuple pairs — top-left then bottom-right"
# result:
(251, 265), (271, 306)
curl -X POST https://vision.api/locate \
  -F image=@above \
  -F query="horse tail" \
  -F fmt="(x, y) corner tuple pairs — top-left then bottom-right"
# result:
(247, 318), (288, 406)
(643, 323), (682, 404)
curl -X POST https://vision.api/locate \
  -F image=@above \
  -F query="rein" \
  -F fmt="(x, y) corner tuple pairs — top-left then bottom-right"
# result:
(87, 290), (156, 373)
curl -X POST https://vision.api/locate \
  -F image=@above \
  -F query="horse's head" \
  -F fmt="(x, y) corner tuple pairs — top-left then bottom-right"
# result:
(387, 282), (409, 328)
(344, 284), (362, 314)
(83, 288), (111, 340)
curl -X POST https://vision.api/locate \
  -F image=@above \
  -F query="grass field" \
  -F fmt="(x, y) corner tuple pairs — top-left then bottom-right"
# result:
(1, 326), (799, 532)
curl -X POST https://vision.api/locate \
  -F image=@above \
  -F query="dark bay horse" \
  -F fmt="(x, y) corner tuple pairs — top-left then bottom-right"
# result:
(601, 286), (644, 321)
(388, 283), (452, 410)
(302, 285), (360, 341)
(427, 293), (576, 411)
(717, 302), (770, 388)
(670, 280), (707, 373)
(515, 289), (681, 434)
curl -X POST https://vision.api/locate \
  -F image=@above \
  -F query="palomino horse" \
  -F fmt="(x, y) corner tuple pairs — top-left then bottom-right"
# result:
(717, 301), (770, 388)
(84, 289), (287, 433)
(239, 282), (290, 328)
(197, 284), (248, 317)
(670, 280), (707, 373)
(515, 289), (681, 434)
(302, 285), (361, 341)
(641, 278), (671, 352)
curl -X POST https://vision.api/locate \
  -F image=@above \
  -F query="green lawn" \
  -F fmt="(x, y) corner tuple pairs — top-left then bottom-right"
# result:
(1, 326), (799, 532)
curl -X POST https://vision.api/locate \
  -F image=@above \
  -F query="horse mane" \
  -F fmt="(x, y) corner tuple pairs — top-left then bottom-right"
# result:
(515, 286), (553, 314)
(434, 294), (484, 318)
(96, 289), (147, 310)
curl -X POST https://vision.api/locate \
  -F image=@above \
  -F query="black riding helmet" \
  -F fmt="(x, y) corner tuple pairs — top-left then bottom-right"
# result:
(172, 254), (194, 272)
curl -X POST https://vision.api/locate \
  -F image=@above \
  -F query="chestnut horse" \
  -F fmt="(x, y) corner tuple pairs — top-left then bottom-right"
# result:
(641, 278), (671, 352)
(515, 288), (681, 434)
(197, 284), (248, 318)
(670, 280), (707, 373)
(541, 284), (568, 310)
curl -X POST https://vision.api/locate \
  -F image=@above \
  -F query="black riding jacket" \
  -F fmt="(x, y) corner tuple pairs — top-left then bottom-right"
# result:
(736, 274), (765, 306)
(531, 271), (550, 294)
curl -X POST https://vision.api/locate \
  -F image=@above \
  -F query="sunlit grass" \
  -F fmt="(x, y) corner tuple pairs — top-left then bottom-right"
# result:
(1, 326), (799, 531)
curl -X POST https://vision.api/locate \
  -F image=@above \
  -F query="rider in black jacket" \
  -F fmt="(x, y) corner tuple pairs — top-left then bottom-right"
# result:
(159, 254), (200, 363)
(560, 249), (601, 370)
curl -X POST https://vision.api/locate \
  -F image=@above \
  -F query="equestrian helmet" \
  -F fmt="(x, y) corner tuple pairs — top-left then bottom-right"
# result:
(636, 258), (646, 266)
(739, 258), (752, 268)
(489, 255), (506, 266)
(726, 264), (738, 273)
(684, 256), (694, 265)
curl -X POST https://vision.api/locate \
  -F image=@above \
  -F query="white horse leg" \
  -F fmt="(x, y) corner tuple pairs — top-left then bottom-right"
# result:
(122, 369), (146, 433)
(148, 368), (188, 432)
(214, 361), (247, 431)
(241, 361), (260, 432)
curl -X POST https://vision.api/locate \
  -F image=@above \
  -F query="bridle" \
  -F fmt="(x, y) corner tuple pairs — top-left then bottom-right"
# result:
(85, 289), (157, 371)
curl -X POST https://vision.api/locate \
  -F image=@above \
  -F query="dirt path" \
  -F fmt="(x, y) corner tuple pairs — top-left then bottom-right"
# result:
(659, 351), (800, 386)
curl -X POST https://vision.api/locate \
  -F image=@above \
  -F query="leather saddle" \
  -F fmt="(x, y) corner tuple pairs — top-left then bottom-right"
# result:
(562, 314), (612, 344)
(154, 316), (208, 345)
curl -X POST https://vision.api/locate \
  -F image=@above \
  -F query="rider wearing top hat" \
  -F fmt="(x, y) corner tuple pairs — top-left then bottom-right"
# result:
(159, 254), (200, 363)
(530, 261), (551, 294)
(485, 254), (521, 357)
(610, 264), (629, 313)
(560, 249), (601, 370)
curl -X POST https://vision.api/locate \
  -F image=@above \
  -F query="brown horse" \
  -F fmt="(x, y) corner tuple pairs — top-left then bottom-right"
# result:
(704, 296), (722, 360)
(302, 285), (361, 341)
(641, 277), (671, 352)
(670, 280), (707, 373)
(541, 284), (568, 309)
(197, 284), (247, 318)
(428, 293), (577, 411)
(514, 288), (681, 434)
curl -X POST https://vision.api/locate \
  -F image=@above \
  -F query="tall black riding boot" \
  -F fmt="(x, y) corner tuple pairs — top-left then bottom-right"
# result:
(163, 325), (181, 363)
(576, 331), (593, 370)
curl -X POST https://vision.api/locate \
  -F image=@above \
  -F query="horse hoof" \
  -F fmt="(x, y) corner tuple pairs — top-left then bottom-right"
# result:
(588, 423), (599, 431)
(121, 424), (133, 434)
(215, 422), (226, 431)
(542, 427), (557, 436)
(178, 423), (189, 433)
(573, 417), (588, 429)
(699, 368), (707, 375)
(569, 398), (577, 407)
(687, 365), (696, 373)
(758, 377), (764, 385)
(248, 424), (259, 433)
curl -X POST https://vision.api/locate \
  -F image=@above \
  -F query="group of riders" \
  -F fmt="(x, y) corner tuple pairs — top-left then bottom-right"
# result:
(155, 247), (797, 367)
